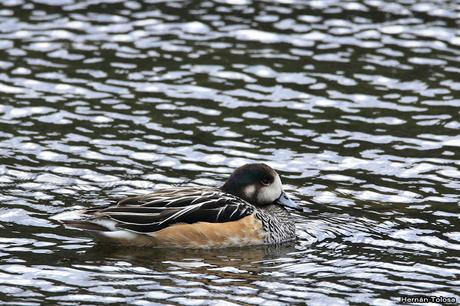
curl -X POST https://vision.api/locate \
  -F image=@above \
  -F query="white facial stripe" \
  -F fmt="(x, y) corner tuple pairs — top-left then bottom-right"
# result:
(244, 184), (256, 199)
(257, 173), (282, 204)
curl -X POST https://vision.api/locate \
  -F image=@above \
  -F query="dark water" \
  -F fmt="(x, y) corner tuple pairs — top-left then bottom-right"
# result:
(0, 0), (459, 305)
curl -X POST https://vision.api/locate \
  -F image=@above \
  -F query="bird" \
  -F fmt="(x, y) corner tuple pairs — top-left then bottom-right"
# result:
(52, 163), (302, 249)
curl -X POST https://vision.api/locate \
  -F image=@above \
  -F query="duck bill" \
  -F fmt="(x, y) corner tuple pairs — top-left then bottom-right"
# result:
(276, 192), (302, 212)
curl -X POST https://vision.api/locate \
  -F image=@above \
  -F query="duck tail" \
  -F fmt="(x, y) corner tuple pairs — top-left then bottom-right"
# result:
(51, 209), (116, 232)
(52, 209), (147, 246)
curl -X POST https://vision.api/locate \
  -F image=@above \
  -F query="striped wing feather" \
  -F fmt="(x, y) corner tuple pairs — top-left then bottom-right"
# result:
(85, 187), (255, 233)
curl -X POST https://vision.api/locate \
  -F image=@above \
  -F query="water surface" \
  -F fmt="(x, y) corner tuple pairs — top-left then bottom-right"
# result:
(0, 0), (459, 305)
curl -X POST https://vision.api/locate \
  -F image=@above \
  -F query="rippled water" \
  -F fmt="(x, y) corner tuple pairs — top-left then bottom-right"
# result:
(0, 0), (459, 304)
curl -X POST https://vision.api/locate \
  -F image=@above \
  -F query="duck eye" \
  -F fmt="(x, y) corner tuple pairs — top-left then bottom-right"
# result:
(260, 178), (271, 186)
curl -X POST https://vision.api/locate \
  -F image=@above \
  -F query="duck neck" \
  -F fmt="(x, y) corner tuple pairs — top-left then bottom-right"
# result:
(221, 181), (253, 203)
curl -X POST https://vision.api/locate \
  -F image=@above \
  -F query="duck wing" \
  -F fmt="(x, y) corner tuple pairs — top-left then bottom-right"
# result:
(82, 187), (255, 233)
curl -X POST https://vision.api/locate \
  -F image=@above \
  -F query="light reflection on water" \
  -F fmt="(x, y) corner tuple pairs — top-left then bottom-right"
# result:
(0, 0), (459, 304)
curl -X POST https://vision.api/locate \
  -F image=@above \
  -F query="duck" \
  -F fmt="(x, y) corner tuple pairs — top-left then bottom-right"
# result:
(52, 163), (302, 248)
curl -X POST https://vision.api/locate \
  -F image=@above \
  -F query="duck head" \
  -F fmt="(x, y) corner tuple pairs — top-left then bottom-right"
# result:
(221, 163), (302, 211)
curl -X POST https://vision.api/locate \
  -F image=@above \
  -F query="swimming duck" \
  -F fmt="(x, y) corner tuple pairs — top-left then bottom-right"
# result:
(53, 163), (302, 248)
